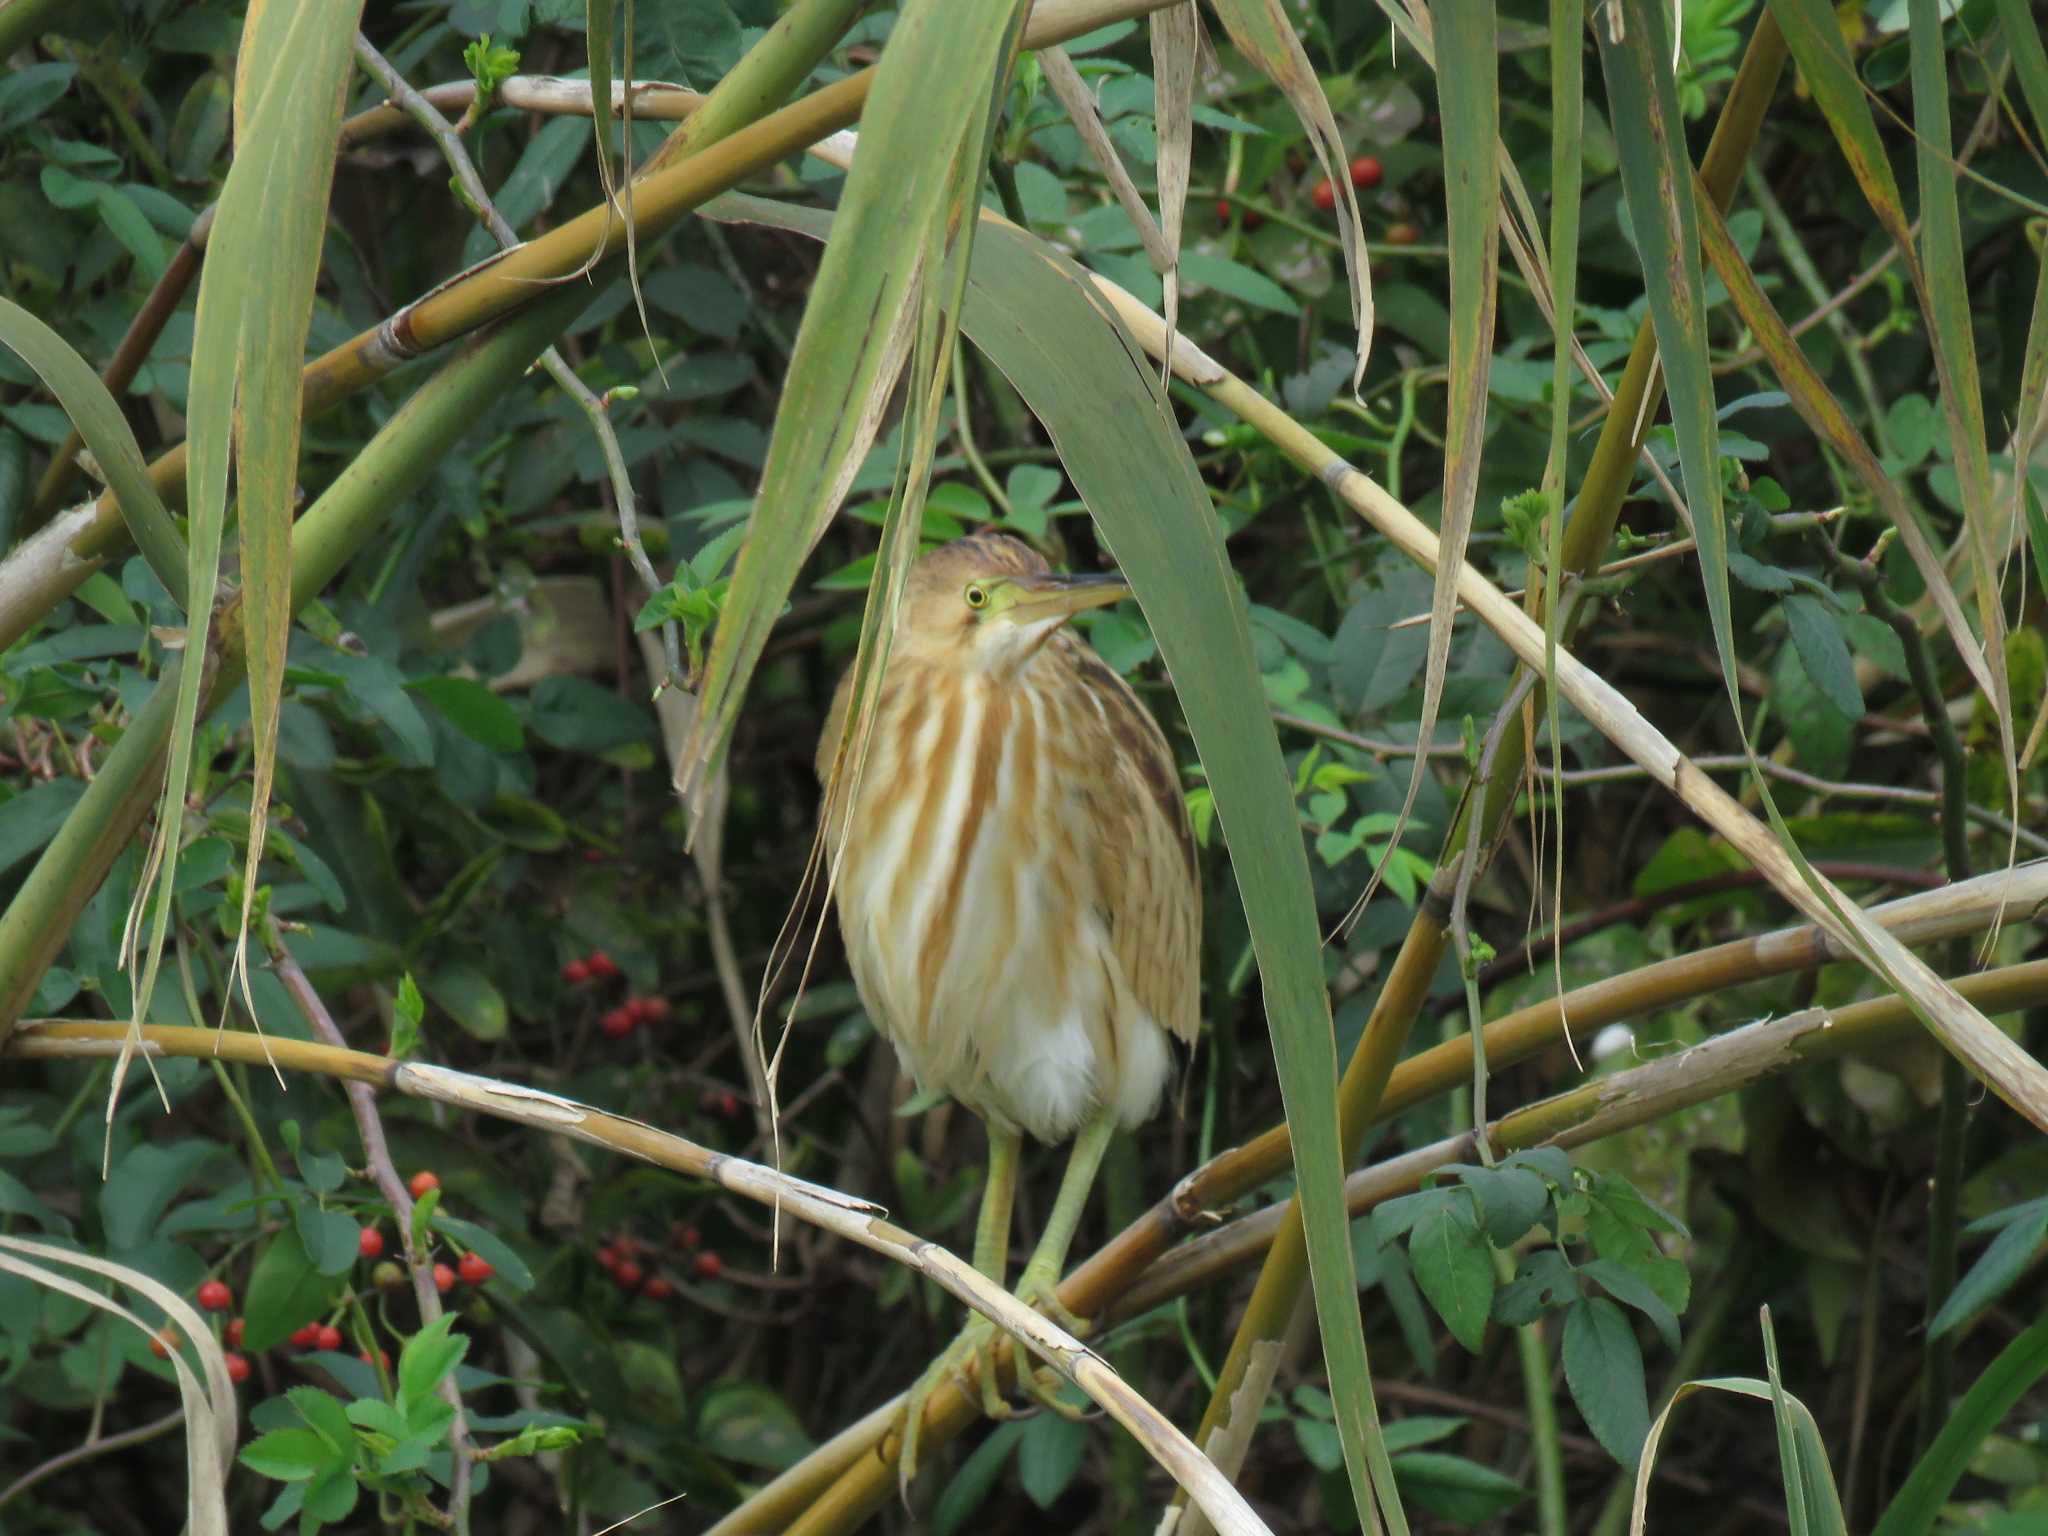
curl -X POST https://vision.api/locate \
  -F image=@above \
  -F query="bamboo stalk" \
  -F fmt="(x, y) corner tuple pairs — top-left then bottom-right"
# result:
(720, 864), (2041, 1534)
(1168, 6), (1795, 1481)
(5, 1018), (1273, 1536)
(0, 0), (1181, 653)
(1113, 957), (2048, 1314)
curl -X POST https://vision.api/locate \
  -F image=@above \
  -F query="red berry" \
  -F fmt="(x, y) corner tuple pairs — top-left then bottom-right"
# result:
(358, 1226), (385, 1260)
(563, 959), (591, 985)
(1311, 178), (1336, 211)
(290, 1324), (318, 1349)
(315, 1324), (343, 1352)
(197, 1279), (232, 1312)
(1349, 153), (1383, 189)
(1385, 221), (1419, 247)
(614, 1260), (644, 1291)
(644, 1275), (674, 1301)
(582, 848), (605, 863)
(600, 1007), (635, 1039)
(359, 1348), (392, 1371)
(692, 1252), (724, 1280)
(224, 1318), (245, 1348)
(409, 1171), (440, 1199)
(718, 1090), (740, 1120)
(1215, 198), (1234, 222)
(225, 1352), (251, 1383)
(596, 1243), (619, 1271)
(458, 1253), (493, 1285)
(672, 1223), (701, 1250)
(587, 950), (618, 979)
(639, 996), (670, 1023)
(149, 1328), (177, 1358)
(434, 1263), (456, 1294)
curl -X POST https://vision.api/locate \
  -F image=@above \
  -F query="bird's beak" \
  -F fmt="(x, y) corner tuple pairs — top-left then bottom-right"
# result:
(1007, 570), (1131, 623)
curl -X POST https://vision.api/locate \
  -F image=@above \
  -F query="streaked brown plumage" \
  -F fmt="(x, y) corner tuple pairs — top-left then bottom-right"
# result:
(817, 533), (1198, 1140)
(814, 531), (1200, 1484)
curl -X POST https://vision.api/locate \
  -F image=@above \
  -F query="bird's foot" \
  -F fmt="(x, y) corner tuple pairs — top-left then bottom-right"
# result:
(895, 1317), (1011, 1501)
(1016, 1260), (1092, 1338)
(1008, 1263), (1094, 1419)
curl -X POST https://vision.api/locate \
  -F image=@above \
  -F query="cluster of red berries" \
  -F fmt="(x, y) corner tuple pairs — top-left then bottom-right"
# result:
(598, 1225), (724, 1297)
(562, 951), (672, 1039)
(600, 994), (670, 1039)
(171, 1186), (490, 1386)
(1309, 152), (1386, 210)
(561, 949), (620, 986)
(431, 1252), (496, 1292)
(159, 1282), (254, 1382)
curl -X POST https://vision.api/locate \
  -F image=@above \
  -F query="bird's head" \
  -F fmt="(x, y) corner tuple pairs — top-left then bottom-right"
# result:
(895, 532), (1129, 676)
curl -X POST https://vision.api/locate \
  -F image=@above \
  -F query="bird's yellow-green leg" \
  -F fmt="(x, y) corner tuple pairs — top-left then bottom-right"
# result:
(898, 1122), (1021, 1495)
(1009, 1112), (1117, 1412)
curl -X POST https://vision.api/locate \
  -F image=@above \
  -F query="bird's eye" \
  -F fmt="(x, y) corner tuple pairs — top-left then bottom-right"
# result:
(964, 584), (989, 610)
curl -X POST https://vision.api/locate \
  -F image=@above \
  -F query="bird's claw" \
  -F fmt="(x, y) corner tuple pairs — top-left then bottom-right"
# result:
(895, 1319), (1010, 1503)
(1016, 1264), (1093, 1339)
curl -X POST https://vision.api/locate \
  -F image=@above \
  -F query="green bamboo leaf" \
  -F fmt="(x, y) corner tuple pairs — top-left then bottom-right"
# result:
(1694, 196), (1998, 708)
(682, 0), (1029, 806)
(1907, 0), (2016, 829)
(1994, 0), (2048, 149)
(1873, 1308), (2048, 1536)
(952, 221), (1404, 1534)
(0, 298), (186, 602)
(1538, 0), (1585, 1051)
(1205, 0), (1372, 385)
(705, 180), (1408, 1531)
(1355, 0), (1495, 928)
(1596, 1), (1729, 707)
(1769, 0), (2014, 800)
(1591, 3), (2036, 1117)
(126, 0), (361, 1105)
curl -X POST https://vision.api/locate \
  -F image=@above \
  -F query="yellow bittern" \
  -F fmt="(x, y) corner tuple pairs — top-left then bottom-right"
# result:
(816, 531), (1199, 1484)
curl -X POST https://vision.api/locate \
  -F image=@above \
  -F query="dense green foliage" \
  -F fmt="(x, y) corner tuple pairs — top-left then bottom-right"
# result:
(1, 1), (2044, 1532)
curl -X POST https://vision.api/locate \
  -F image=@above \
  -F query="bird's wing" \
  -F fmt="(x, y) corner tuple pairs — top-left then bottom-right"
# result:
(1067, 642), (1203, 1047)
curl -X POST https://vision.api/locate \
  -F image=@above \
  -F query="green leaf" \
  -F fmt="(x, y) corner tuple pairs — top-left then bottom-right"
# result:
(422, 961), (509, 1042)
(1178, 252), (1299, 315)
(1017, 1401), (1089, 1508)
(409, 675), (524, 751)
(1928, 1203), (2048, 1338)
(1874, 1308), (2048, 1536)
(528, 676), (654, 754)
(681, 0), (1031, 798)
(1332, 568), (1431, 716)
(1581, 1257), (1682, 1352)
(239, 1427), (331, 1482)
(1782, 594), (1862, 720)
(92, 185), (168, 281)
(242, 1226), (349, 1353)
(1492, 1248), (1580, 1326)
(100, 1139), (218, 1250)
(0, 298), (186, 602)
(288, 1384), (357, 1452)
(398, 1314), (467, 1411)
(1407, 1192), (1495, 1353)
(295, 1204), (361, 1277)
(1392, 1451), (1529, 1523)
(432, 1212), (535, 1292)
(0, 62), (76, 133)
(694, 1379), (815, 1471)
(1448, 1163), (1550, 1246)
(1562, 1296), (1649, 1469)
(0, 779), (87, 880)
